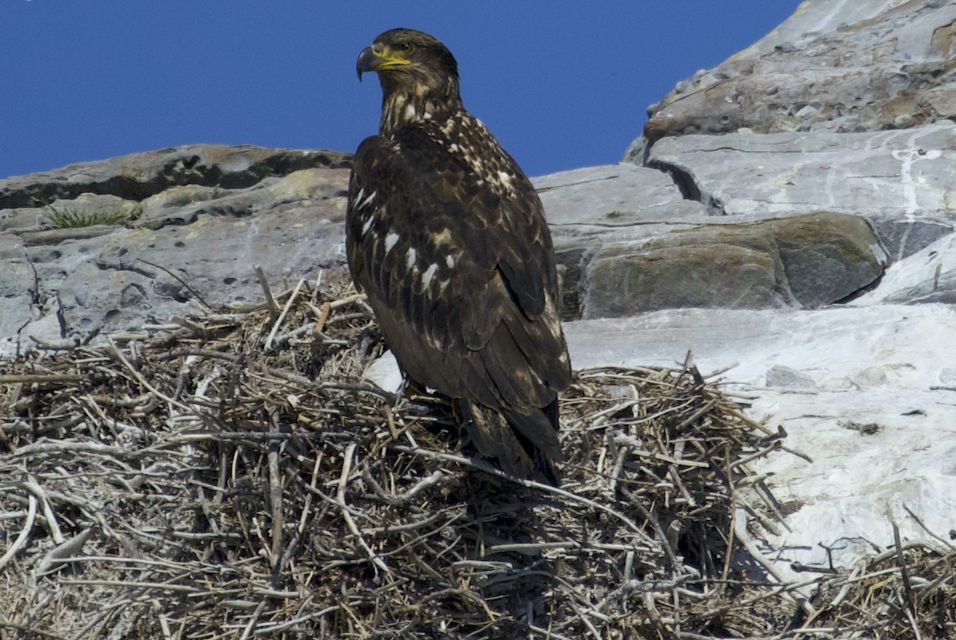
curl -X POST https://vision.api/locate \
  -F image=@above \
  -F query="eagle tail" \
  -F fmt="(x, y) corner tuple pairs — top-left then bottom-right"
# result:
(459, 400), (562, 486)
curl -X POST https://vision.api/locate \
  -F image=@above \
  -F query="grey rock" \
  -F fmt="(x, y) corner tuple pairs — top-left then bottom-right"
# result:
(0, 193), (140, 232)
(641, 1), (956, 143)
(0, 144), (350, 209)
(648, 123), (956, 257)
(582, 212), (885, 318)
(772, 213), (888, 306)
(585, 240), (789, 318)
(0, 234), (36, 356)
(765, 365), (817, 391)
(870, 218), (953, 261)
(535, 164), (706, 238)
(534, 164), (709, 318)
(1, 151), (351, 354)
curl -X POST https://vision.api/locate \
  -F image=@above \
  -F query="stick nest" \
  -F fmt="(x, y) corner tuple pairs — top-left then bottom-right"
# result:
(1, 281), (953, 639)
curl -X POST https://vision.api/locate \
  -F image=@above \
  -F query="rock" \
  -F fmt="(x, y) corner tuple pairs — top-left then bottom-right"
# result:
(854, 232), (956, 304)
(771, 213), (887, 306)
(534, 164), (707, 249)
(640, 1), (956, 144)
(0, 144), (350, 209)
(0, 148), (351, 355)
(585, 241), (788, 317)
(582, 212), (885, 318)
(765, 365), (817, 391)
(535, 167), (884, 318)
(613, 0), (956, 578)
(564, 302), (956, 572)
(533, 164), (709, 318)
(0, 193), (140, 232)
(0, 234), (36, 356)
(648, 123), (956, 258)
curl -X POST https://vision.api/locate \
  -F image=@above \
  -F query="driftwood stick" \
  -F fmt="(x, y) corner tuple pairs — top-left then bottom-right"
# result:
(265, 278), (305, 351)
(23, 478), (64, 544)
(268, 418), (284, 574)
(336, 443), (390, 576)
(0, 494), (37, 571)
(0, 374), (83, 384)
(734, 515), (816, 617)
(254, 264), (280, 320)
(893, 521), (919, 627)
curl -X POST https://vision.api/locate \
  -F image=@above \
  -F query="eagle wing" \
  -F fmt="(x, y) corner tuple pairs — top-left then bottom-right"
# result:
(346, 124), (571, 473)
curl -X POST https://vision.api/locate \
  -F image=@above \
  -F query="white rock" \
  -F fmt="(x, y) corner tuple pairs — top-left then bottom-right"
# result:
(854, 232), (956, 305)
(362, 350), (403, 394)
(564, 303), (956, 573)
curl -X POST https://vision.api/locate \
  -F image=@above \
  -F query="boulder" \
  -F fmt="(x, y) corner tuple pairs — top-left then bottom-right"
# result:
(583, 212), (886, 317)
(533, 164), (709, 318)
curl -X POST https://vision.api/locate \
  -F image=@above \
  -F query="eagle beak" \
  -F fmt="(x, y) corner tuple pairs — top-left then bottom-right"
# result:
(356, 46), (378, 81)
(356, 44), (411, 81)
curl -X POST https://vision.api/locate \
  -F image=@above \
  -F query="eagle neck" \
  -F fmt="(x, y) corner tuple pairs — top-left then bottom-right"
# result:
(379, 89), (462, 137)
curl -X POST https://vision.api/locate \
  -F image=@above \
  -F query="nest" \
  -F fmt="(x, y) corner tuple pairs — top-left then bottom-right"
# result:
(1, 279), (953, 639)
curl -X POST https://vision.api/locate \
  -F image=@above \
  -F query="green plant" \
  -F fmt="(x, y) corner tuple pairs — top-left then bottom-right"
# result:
(44, 205), (127, 229)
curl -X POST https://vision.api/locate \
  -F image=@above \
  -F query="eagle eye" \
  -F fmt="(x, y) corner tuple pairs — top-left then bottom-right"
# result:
(397, 42), (415, 54)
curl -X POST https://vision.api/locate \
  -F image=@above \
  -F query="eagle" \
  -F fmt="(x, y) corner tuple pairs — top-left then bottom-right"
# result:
(347, 28), (572, 485)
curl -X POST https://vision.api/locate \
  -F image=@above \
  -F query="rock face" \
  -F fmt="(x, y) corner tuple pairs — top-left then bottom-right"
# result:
(536, 165), (891, 318)
(648, 123), (956, 258)
(0, 145), (350, 357)
(637, 0), (956, 148)
(608, 0), (956, 576)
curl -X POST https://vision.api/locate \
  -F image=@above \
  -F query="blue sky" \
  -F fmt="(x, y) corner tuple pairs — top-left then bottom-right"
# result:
(0, 1), (799, 180)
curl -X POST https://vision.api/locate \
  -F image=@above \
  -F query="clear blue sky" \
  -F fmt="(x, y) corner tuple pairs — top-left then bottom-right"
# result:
(0, 1), (799, 180)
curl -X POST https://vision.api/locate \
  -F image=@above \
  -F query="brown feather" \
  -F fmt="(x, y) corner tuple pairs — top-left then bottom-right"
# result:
(347, 29), (572, 484)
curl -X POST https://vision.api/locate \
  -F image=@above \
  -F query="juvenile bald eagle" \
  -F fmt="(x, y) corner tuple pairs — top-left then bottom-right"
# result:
(347, 28), (572, 485)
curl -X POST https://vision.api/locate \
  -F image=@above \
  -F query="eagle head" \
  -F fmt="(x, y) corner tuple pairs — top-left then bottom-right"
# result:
(356, 28), (461, 119)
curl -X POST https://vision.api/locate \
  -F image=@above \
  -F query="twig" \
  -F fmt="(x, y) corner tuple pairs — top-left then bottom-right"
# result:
(265, 278), (305, 351)
(137, 257), (214, 311)
(893, 521), (919, 629)
(0, 373), (83, 384)
(336, 443), (391, 576)
(0, 493), (37, 570)
(734, 515), (815, 617)
(254, 264), (280, 320)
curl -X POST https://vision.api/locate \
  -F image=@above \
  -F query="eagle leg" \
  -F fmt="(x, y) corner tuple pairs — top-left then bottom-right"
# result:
(457, 400), (561, 486)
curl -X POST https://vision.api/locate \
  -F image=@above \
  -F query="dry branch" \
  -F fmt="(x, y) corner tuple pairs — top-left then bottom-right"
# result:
(1, 281), (953, 639)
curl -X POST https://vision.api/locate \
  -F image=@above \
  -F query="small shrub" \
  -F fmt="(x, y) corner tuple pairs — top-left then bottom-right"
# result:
(44, 205), (127, 229)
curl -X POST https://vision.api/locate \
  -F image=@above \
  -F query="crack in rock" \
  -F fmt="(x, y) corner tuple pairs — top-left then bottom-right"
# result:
(644, 158), (726, 215)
